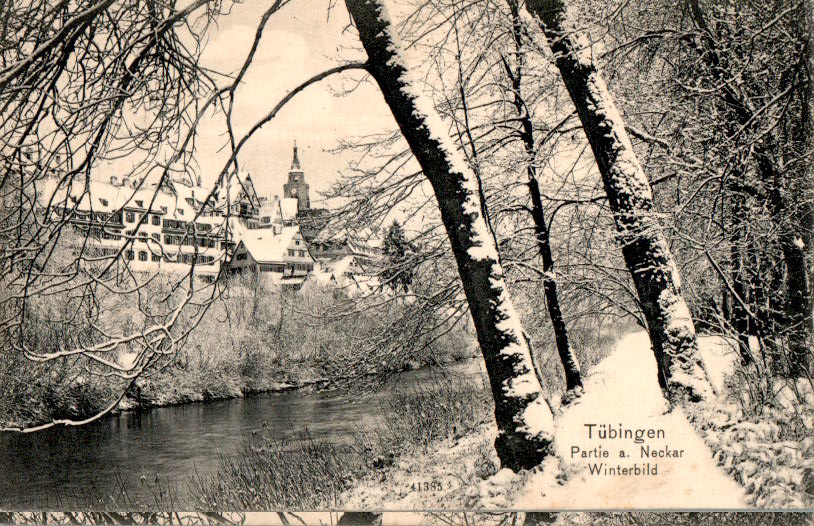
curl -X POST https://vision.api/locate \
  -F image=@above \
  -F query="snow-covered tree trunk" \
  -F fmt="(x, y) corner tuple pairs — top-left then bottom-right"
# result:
(526, 0), (712, 402)
(506, 0), (583, 392)
(345, 0), (553, 470)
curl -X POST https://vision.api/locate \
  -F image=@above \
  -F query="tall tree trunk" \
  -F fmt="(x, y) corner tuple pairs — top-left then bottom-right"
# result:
(689, 0), (812, 376)
(526, 0), (712, 402)
(528, 175), (583, 391)
(345, 0), (553, 471)
(506, 0), (582, 391)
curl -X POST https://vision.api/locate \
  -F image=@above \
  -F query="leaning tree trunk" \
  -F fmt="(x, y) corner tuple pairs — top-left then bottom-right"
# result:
(528, 174), (583, 391)
(506, 0), (582, 392)
(345, 0), (553, 471)
(526, 0), (712, 403)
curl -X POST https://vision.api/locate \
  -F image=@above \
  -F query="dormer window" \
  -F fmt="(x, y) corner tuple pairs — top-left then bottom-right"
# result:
(135, 200), (143, 208)
(185, 198), (194, 206)
(99, 198), (108, 207)
(178, 209), (184, 215)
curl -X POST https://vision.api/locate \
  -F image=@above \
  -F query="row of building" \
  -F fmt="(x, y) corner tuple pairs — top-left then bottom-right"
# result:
(39, 144), (382, 290)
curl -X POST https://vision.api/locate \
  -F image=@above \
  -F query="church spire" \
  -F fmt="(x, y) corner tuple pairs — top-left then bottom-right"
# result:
(284, 139), (310, 212)
(290, 140), (301, 171)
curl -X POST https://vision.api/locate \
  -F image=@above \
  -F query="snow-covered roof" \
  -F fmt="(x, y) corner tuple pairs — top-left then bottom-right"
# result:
(306, 255), (380, 294)
(38, 172), (242, 226)
(238, 226), (302, 263)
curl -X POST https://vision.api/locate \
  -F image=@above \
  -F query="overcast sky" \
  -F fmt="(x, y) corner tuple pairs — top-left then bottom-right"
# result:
(188, 1), (396, 206)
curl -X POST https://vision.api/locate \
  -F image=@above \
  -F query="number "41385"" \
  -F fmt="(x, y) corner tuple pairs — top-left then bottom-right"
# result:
(410, 480), (444, 492)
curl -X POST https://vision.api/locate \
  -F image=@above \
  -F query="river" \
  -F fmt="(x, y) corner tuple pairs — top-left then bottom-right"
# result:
(0, 361), (486, 509)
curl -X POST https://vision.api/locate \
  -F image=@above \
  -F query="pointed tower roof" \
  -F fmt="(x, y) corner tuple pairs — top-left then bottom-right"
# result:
(290, 140), (302, 171)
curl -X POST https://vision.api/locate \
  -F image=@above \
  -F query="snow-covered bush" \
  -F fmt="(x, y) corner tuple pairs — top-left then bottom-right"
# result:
(692, 338), (814, 507)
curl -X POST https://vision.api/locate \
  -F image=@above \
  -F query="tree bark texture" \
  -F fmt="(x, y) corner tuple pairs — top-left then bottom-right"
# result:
(526, 0), (712, 402)
(345, 0), (553, 470)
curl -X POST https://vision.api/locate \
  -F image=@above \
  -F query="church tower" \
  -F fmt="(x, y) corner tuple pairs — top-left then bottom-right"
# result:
(283, 141), (310, 212)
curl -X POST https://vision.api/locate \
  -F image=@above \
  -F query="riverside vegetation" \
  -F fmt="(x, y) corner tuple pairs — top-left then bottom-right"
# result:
(0, 273), (474, 430)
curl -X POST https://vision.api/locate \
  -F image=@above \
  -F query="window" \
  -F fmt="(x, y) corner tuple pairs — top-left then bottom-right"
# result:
(152, 233), (160, 242)
(125, 250), (134, 261)
(164, 235), (172, 244)
(138, 251), (147, 261)
(139, 231), (147, 241)
(295, 240), (300, 246)
(288, 249), (295, 257)
(152, 253), (161, 262)
(178, 209), (184, 215)
(237, 253), (247, 261)
(125, 211), (135, 223)
(152, 215), (160, 226)
(160, 206), (167, 213)
(186, 198), (194, 206)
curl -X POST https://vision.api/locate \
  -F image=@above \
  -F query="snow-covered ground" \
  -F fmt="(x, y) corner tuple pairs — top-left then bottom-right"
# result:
(515, 331), (746, 508)
(342, 330), (749, 510)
